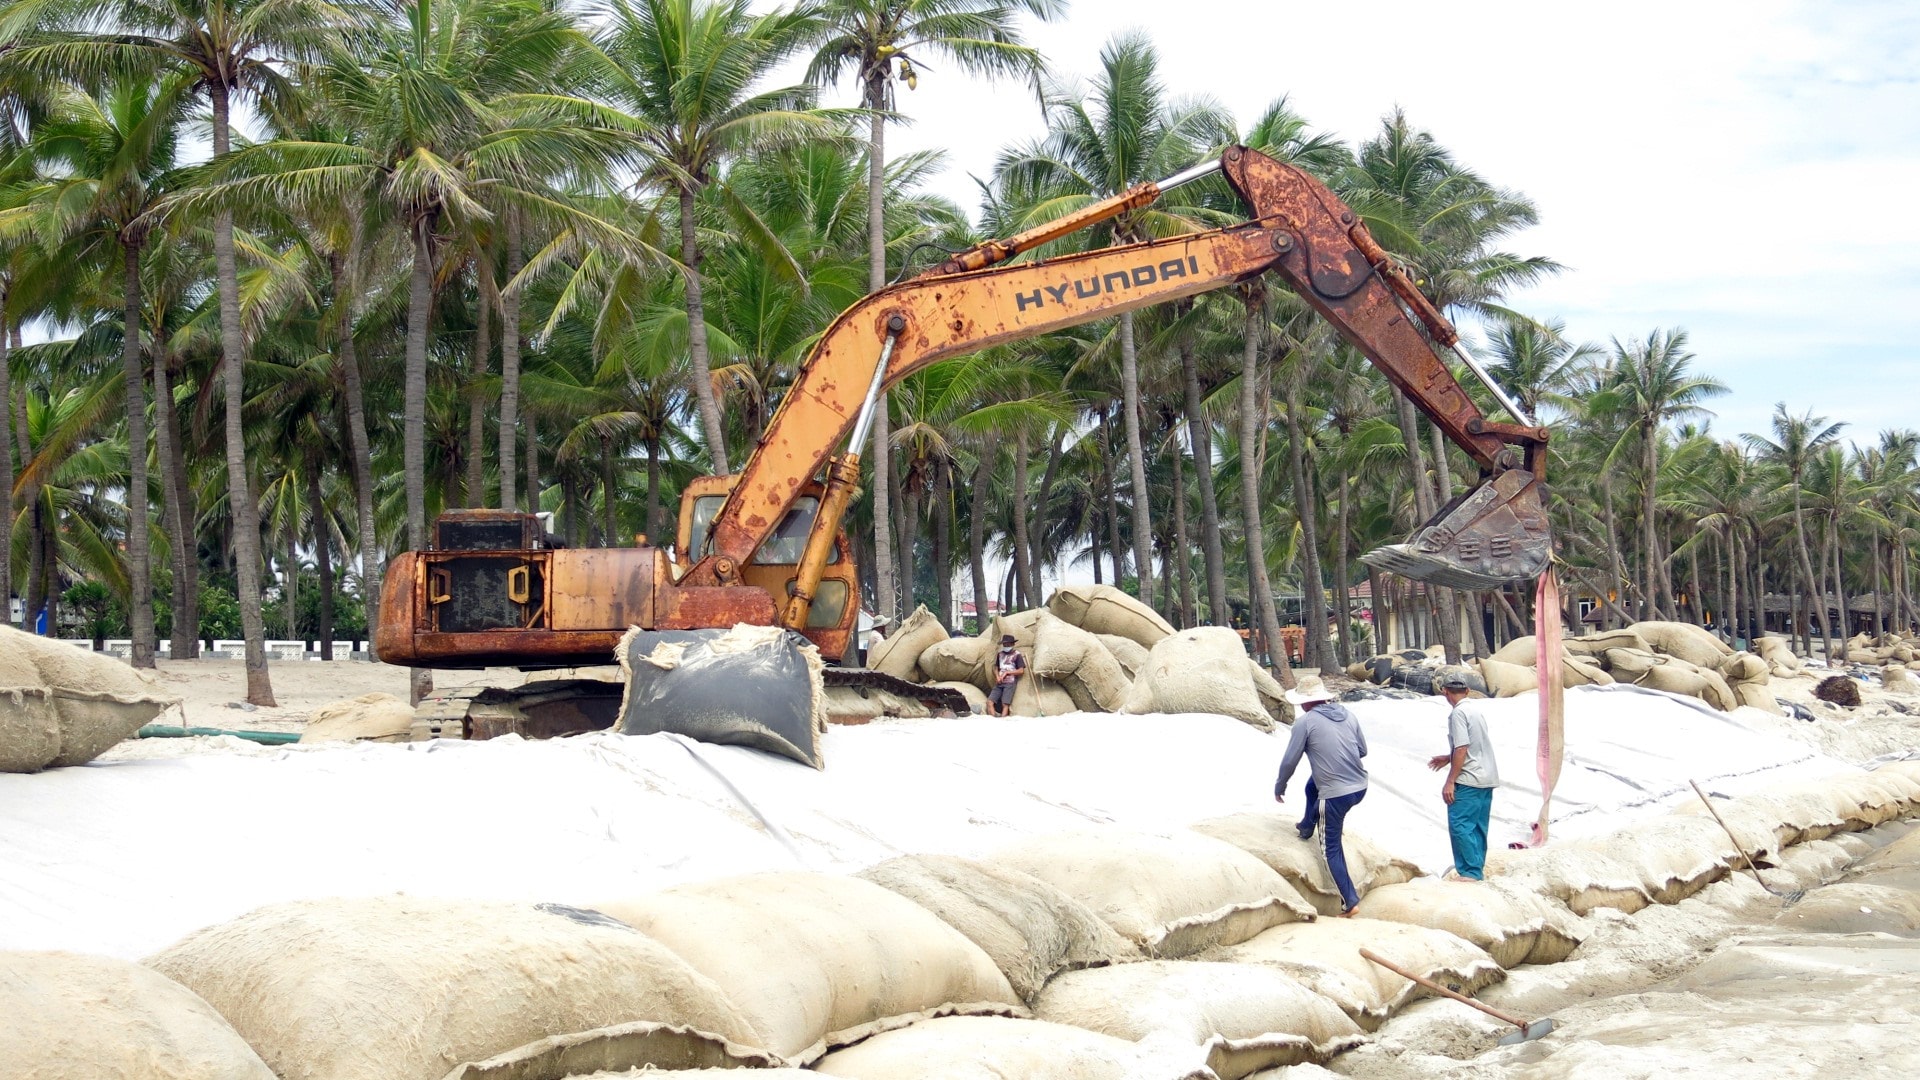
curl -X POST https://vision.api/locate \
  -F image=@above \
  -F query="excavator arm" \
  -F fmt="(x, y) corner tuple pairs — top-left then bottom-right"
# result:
(685, 146), (1550, 622)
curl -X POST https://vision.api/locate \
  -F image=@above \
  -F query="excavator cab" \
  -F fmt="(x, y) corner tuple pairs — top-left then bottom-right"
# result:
(675, 476), (859, 657)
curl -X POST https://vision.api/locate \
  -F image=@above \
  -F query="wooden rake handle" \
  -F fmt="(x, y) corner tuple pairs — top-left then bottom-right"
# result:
(1359, 947), (1532, 1029)
(1687, 779), (1768, 885)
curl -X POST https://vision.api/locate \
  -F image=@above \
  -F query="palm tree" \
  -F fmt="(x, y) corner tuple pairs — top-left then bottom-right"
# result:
(802, 0), (1063, 621)
(996, 30), (1228, 613)
(588, 0), (832, 477)
(1743, 403), (1846, 658)
(3, 72), (195, 665)
(7, 0), (355, 700)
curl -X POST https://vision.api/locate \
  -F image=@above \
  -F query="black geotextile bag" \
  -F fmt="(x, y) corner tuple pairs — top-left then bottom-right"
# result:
(616, 627), (825, 768)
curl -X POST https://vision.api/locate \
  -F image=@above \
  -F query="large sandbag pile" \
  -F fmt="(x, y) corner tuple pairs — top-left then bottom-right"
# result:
(144, 897), (764, 1080)
(1031, 613), (1131, 712)
(0, 625), (177, 771)
(1120, 627), (1280, 730)
(592, 872), (1023, 1064)
(811, 1015), (1212, 1080)
(298, 693), (414, 743)
(1465, 620), (1777, 714)
(985, 829), (1316, 958)
(1189, 812), (1421, 917)
(1032, 961), (1364, 1078)
(856, 853), (1140, 1002)
(0, 950), (277, 1080)
(1219, 918), (1503, 1030)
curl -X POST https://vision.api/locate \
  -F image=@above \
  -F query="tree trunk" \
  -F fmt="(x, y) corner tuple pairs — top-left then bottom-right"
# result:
(1331, 456), (1353, 665)
(865, 85), (898, 625)
(323, 246), (379, 660)
(284, 531), (298, 642)
(402, 215), (438, 703)
(119, 240), (156, 667)
(309, 465), (334, 660)
(210, 80), (274, 705)
(645, 441), (663, 544)
(498, 212), (524, 511)
(1422, 418), (1464, 662)
(932, 459), (952, 629)
(154, 350), (195, 658)
(525, 411), (540, 517)
(1029, 426), (1064, 599)
(968, 433), (994, 631)
(1282, 361), (1327, 670)
(678, 184), (729, 475)
(0, 304), (12, 627)
(1790, 484), (1831, 659)
(466, 268), (491, 507)
(601, 435), (619, 543)
(1180, 341), (1229, 624)
(1099, 417), (1126, 585)
(1831, 515), (1851, 641)
(1601, 482), (1629, 632)
(1239, 295), (1290, 683)
(1170, 442), (1193, 628)
(1118, 310), (1155, 611)
(1011, 428), (1033, 609)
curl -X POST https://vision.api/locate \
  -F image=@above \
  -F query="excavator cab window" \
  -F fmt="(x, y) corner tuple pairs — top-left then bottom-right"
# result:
(688, 495), (838, 567)
(790, 577), (849, 629)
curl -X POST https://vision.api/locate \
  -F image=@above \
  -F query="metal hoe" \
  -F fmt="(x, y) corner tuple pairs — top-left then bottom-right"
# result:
(1360, 948), (1558, 1045)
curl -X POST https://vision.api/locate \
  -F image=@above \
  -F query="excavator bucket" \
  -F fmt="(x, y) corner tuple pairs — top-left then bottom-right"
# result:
(1362, 468), (1551, 591)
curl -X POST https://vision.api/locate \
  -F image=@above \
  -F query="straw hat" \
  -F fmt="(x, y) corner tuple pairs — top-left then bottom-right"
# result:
(1281, 674), (1332, 708)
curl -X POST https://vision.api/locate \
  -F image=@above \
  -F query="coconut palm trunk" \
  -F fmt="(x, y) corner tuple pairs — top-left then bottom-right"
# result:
(1282, 362), (1327, 669)
(1790, 485), (1831, 659)
(932, 460), (952, 628)
(330, 249), (380, 657)
(864, 90), (897, 623)
(209, 83), (275, 702)
(1239, 297), (1290, 683)
(1011, 427), (1033, 608)
(0, 306), (13, 626)
(1118, 310), (1155, 610)
(678, 185), (729, 475)
(467, 274), (491, 507)
(1181, 342), (1228, 624)
(153, 348), (194, 658)
(1170, 443), (1193, 627)
(119, 240), (156, 666)
(968, 433), (994, 629)
(498, 213), (524, 510)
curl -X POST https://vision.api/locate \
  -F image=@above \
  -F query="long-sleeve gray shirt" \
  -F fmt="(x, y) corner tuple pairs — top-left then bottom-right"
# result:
(1274, 702), (1369, 800)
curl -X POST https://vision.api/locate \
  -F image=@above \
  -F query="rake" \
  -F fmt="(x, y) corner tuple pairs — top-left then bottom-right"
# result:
(1360, 948), (1557, 1045)
(1687, 779), (1805, 903)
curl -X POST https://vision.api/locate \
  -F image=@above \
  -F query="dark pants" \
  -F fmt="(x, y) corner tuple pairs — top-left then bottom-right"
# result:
(1298, 778), (1367, 911)
(1448, 783), (1494, 880)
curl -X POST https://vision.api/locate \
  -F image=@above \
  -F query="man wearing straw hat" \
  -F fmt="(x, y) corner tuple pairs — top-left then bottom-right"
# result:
(1273, 675), (1369, 916)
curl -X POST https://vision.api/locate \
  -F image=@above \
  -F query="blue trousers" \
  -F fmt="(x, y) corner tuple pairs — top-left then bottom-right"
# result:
(1297, 778), (1367, 911)
(1448, 783), (1494, 880)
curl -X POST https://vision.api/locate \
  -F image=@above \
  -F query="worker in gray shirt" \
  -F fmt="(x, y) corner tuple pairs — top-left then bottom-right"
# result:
(1273, 677), (1368, 915)
(1428, 671), (1500, 880)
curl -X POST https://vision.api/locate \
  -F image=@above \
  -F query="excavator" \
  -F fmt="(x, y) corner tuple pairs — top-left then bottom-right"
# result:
(373, 145), (1552, 754)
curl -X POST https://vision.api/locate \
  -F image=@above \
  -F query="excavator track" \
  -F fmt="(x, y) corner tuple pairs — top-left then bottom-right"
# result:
(821, 668), (970, 716)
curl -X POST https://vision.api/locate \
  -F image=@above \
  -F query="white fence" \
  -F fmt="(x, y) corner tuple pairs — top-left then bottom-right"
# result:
(55, 639), (372, 661)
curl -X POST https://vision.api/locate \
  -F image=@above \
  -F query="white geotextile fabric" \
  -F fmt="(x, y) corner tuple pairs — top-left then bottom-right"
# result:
(0, 688), (1857, 960)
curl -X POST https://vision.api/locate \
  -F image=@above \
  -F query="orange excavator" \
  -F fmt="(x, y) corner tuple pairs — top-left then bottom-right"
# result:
(374, 146), (1551, 750)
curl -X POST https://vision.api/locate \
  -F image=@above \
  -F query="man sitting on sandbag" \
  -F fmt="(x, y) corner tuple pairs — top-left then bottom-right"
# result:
(1273, 677), (1369, 917)
(989, 634), (1026, 718)
(1429, 672), (1500, 881)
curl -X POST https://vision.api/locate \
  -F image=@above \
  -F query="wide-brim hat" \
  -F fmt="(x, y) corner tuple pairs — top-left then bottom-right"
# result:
(1281, 674), (1331, 708)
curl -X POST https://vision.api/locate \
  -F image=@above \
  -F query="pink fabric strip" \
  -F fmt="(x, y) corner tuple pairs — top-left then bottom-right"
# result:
(1528, 569), (1565, 846)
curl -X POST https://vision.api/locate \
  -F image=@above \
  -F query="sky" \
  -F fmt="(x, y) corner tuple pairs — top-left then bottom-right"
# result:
(796, 0), (1920, 446)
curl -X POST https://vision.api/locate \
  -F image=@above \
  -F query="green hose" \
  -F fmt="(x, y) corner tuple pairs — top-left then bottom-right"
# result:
(136, 725), (302, 745)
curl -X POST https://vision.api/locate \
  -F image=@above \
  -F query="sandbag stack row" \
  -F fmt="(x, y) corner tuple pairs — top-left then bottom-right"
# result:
(870, 585), (1289, 730)
(9, 765), (1917, 1078)
(1471, 621), (1783, 715)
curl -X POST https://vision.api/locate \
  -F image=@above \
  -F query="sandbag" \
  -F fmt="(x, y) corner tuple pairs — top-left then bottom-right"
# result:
(1248, 661), (1291, 724)
(1604, 649), (1736, 711)
(1476, 656), (1538, 698)
(986, 829), (1314, 958)
(0, 625), (177, 769)
(1847, 648), (1881, 664)
(1754, 635), (1802, 675)
(1120, 627), (1274, 730)
(0, 950), (276, 1080)
(1734, 681), (1784, 714)
(1484, 843), (1652, 915)
(298, 693), (414, 743)
(1031, 612), (1130, 712)
(992, 609), (1046, 648)
(1047, 584), (1175, 648)
(1718, 651), (1769, 684)
(1350, 879), (1580, 969)
(1563, 628), (1650, 658)
(929, 680), (988, 713)
(1189, 812), (1420, 917)
(919, 634), (992, 688)
(593, 872), (1022, 1064)
(615, 625), (828, 768)
(1220, 918), (1502, 1030)
(1884, 665), (1915, 693)
(1094, 633), (1150, 679)
(1561, 652), (1614, 687)
(441, 1020), (777, 1080)
(1632, 620), (1733, 667)
(0, 644), (60, 772)
(1032, 961), (1364, 1079)
(1488, 635), (1537, 666)
(866, 605), (947, 682)
(1010, 671), (1079, 717)
(856, 853), (1140, 1002)
(812, 1015), (1211, 1080)
(144, 897), (759, 1080)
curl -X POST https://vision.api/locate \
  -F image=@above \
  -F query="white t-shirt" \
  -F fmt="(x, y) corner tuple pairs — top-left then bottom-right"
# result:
(1447, 701), (1500, 789)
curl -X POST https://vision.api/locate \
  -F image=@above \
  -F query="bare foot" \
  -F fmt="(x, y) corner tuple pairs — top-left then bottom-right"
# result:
(1338, 906), (1359, 918)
